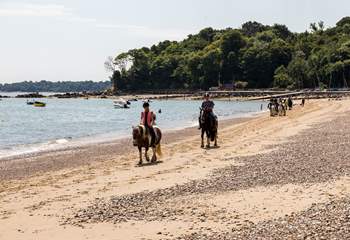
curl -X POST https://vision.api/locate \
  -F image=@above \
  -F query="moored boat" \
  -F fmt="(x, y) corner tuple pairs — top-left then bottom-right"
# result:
(113, 99), (129, 109)
(33, 101), (46, 107)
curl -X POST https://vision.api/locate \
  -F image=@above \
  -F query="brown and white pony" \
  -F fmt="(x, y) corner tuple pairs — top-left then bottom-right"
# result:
(132, 125), (162, 165)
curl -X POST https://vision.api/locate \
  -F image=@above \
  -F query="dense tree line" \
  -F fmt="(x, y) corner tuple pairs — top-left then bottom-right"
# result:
(107, 17), (350, 90)
(0, 80), (111, 92)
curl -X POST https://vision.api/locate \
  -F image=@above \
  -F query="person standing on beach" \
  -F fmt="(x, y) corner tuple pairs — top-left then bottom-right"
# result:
(140, 102), (156, 147)
(199, 93), (216, 129)
(288, 97), (293, 110)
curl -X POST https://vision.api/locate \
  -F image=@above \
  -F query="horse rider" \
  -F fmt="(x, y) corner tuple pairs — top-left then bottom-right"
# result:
(199, 93), (217, 129)
(140, 102), (156, 147)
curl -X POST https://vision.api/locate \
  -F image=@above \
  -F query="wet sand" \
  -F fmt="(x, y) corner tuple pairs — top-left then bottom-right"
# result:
(1, 99), (350, 240)
(0, 117), (248, 181)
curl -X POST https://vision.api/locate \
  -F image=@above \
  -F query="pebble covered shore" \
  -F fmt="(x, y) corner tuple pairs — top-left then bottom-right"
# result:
(66, 112), (350, 239)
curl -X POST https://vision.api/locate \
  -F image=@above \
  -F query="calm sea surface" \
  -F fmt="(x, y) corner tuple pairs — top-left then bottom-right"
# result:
(0, 94), (266, 158)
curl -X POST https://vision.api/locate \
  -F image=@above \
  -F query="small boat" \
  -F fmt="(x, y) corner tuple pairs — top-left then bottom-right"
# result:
(34, 101), (46, 107)
(27, 100), (35, 105)
(114, 102), (129, 109)
(113, 99), (129, 109)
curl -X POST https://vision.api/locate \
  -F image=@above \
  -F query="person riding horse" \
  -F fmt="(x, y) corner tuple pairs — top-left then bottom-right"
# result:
(199, 93), (217, 129)
(140, 102), (156, 147)
(198, 93), (218, 148)
(133, 102), (162, 165)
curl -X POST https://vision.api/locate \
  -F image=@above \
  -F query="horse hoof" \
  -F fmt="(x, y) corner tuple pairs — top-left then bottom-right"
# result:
(201, 144), (204, 148)
(138, 161), (142, 165)
(146, 157), (150, 162)
(151, 157), (157, 163)
(206, 145), (210, 149)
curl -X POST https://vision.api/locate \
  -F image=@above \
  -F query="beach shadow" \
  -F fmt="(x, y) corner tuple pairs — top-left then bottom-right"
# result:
(202, 145), (220, 150)
(135, 160), (164, 167)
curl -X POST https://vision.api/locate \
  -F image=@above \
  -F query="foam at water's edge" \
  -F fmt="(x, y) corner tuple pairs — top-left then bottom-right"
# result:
(0, 138), (70, 160)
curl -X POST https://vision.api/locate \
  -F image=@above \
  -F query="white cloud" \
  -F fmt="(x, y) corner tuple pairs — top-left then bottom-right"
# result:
(96, 23), (193, 40)
(0, 3), (193, 40)
(68, 16), (97, 23)
(0, 3), (71, 17)
(0, 3), (97, 23)
(96, 23), (145, 30)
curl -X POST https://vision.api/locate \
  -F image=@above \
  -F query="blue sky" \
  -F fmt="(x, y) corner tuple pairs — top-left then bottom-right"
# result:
(1, 0), (349, 83)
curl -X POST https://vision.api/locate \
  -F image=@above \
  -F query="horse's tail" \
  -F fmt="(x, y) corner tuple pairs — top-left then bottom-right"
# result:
(154, 126), (162, 157)
(156, 143), (162, 157)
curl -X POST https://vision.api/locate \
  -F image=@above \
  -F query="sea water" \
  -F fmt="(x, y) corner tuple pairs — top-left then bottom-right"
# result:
(0, 96), (266, 159)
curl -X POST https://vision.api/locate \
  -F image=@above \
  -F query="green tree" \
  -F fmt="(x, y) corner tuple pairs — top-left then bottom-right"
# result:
(106, 17), (350, 91)
(287, 51), (309, 88)
(273, 65), (292, 88)
(241, 21), (267, 37)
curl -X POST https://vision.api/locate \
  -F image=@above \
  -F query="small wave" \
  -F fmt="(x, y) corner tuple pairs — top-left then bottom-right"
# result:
(0, 138), (72, 160)
(55, 138), (69, 144)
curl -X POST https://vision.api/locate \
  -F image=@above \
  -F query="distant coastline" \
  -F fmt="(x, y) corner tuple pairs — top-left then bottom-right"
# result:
(0, 80), (111, 93)
(2, 89), (350, 101)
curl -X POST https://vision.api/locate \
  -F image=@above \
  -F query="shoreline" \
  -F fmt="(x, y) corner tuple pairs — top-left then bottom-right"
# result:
(0, 115), (254, 181)
(2, 90), (350, 101)
(0, 99), (266, 161)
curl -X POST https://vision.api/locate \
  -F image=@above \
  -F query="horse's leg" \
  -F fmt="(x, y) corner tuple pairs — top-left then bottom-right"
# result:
(214, 132), (218, 147)
(206, 131), (210, 148)
(145, 146), (150, 162)
(138, 147), (142, 165)
(214, 121), (218, 147)
(151, 147), (157, 162)
(201, 129), (204, 148)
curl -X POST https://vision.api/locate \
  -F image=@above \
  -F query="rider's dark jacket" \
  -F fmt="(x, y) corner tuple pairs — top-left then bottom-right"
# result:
(201, 100), (215, 112)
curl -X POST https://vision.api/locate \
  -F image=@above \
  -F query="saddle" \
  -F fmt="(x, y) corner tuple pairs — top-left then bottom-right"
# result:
(139, 125), (159, 146)
(204, 112), (217, 125)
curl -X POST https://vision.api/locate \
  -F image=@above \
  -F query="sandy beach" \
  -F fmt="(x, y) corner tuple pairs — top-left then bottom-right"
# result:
(1, 99), (350, 239)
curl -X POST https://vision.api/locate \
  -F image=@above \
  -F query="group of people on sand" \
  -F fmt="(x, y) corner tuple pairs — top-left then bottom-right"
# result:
(268, 97), (305, 117)
(267, 97), (292, 117)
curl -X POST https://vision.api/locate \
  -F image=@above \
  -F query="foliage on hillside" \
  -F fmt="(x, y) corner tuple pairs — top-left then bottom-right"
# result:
(108, 17), (350, 90)
(0, 80), (111, 92)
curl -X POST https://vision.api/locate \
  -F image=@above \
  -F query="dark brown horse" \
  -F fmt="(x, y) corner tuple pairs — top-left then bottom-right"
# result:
(200, 108), (218, 148)
(132, 125), (162, 165)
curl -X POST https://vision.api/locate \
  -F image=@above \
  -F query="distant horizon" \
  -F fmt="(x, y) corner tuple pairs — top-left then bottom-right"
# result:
(1, 0), (350, 84)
